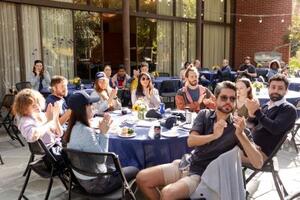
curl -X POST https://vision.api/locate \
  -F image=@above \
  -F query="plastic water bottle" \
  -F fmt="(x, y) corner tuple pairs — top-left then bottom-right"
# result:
(159, 103), (165, 114)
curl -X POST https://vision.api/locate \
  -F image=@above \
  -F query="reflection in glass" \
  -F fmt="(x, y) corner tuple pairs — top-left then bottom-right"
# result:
(73, 0), (86, 4)
(157, 20), (171, 73)
(139, 0), (156, 13)
(176, 0), (196, 18)
(74, 11), (102, 81)
(203, 25), (226, 68)
(137, 18), (157, 70)
(174, 22), (188, 75)
(157, 0), (173, 16)
(188, 23), (196, 62)
(92, 0), (136, 10)
(41, 8), (74, 79)
(204, 0), (224, 22)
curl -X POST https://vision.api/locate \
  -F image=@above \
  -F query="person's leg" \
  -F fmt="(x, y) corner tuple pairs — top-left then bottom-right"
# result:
(136, 160), (181, 200)
(160, 174), (200, 200)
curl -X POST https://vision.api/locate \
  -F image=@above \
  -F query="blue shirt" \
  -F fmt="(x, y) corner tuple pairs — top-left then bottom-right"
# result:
(187, 87), (200, 102)
(46, 94), (68, 116)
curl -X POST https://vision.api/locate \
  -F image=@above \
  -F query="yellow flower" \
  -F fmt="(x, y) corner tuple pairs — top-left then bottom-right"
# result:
(252, 81), (263, 89)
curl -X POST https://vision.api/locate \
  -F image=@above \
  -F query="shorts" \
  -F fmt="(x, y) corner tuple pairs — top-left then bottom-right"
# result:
(161, 159), (201, 195)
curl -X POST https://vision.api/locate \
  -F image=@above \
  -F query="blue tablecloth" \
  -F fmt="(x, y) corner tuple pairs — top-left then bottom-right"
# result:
(257, 88), (300, 105)
(288, 78), (300, 92)
(106, 112), (191, 169)
(200, 71), (237, 82)
(153, 77), (181, 91)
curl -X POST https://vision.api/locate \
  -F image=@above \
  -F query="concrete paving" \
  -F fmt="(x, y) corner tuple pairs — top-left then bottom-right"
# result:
(0, 128), (299, 200)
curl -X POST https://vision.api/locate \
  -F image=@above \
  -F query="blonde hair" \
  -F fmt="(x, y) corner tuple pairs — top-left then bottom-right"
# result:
(13, 89), (45, 116)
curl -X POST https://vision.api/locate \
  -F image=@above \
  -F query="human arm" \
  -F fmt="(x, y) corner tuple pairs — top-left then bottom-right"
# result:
(59, 109), (71, 125)
(147, 88), (161, 108)
(30, 73), (40, 89)
(131, 90), (137, 105)
(43, 71), (51, 86)
(233, 115), (263, 169)
(91, 91), (109, 114)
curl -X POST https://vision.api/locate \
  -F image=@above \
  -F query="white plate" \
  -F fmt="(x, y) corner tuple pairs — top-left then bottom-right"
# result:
(118, 132), (136, 138)
(161, 131), (179, 138)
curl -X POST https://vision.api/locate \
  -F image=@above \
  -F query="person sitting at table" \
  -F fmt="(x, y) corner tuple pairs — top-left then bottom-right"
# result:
(46, 75), (71, 125)
(91, 72), (121, 115)
(103, 64), (117, 88)
(246, 74), (297, 159)
(266, 60), (281, 81)
(131, 72), (161, 109)
(175, 67), (216, 112)
(64, 91), (138, 194)
(280, 66), (290, 78)
(128, 66), (140, 92)
(217, 59), (232, 82)
(236, 78), (253, 119)
(238, 56), (257, 82)
(13, 88), (63, 156)
(30, 60), (51, 92)
(112, 65), (131, 106)
(179, 61), (191, 81)
(136, 81), (263, 200)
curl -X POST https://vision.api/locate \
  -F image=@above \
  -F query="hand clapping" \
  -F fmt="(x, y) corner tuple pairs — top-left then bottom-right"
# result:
(245, 98), (260, 117)
(99, 113), (112, 134)
(233, 114), (246, 135)
(213, 119), (227, 140)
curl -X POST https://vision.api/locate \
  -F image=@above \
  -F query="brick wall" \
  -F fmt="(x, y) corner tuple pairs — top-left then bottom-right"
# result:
(234, 0), (292, 69)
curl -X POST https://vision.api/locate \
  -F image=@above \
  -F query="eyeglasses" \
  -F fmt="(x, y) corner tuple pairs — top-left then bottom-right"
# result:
(219, 95), (236, 103)
(141, 77), (150, 81)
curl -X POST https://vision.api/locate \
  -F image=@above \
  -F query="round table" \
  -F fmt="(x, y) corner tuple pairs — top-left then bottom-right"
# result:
(101, 111), (191, 169)
(256, 88), (300, 106)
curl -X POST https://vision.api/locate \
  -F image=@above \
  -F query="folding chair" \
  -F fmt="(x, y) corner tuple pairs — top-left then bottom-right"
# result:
(18, 140), (68, 200)
(0, 153), (3, 164)
(63, 148), (138, 200)
(15, 81), (32, 92)
(0, 94), (24, 146)
(159, 79), (182, 109)
(243, 133), (290, 200)
(289, 109), (300, 153)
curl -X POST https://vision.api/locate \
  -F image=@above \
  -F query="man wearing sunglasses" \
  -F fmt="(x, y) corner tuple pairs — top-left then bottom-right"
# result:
(137, 81), (263, 200)
(176, 67), (216, 112)
(246, 74), (297, 160)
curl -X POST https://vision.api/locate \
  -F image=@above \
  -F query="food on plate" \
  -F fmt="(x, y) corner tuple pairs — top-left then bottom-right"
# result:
(121, 127), (134, 136)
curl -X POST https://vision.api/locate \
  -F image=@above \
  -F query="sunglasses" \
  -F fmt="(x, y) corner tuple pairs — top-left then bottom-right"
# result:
(141, 77), (150, 81)
(219, 95), (236, 103)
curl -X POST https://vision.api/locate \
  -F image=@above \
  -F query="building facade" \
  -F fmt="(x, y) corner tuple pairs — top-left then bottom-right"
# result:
(0, 0), (292, 96)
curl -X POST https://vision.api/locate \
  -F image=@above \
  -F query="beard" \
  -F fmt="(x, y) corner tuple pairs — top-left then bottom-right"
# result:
(217, 104), (233, 114)
(270, 93), (284, 102)
(188, 80), (198, 86)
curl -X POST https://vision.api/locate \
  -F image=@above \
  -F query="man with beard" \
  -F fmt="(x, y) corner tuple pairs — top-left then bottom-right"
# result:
(246, 74), (297, 159)
(176, 67), (216, 112)
(46, 75), (71, 125)
(238, 56), (257, 81)
(136, 81), (263, 200)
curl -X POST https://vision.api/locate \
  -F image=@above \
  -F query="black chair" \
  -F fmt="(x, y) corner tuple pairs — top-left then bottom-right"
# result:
(243, 132), (290, 200)
(63, 148), (138, 200)
(256, 68), (269, 81)
(0, 94), (24, 146)
(158, 72), (170, 77)
(15, 81), (32, 92)
(0, 153), (3, 164)
(159, 79), (182, 109)
(18, 140), (68, 200)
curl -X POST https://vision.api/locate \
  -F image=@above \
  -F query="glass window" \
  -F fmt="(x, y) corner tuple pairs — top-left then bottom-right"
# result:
(92, 0), (122, 9)
(204, 0), (224, 22)
(74, 11), (102, 80)
(226, 0), (231, 23)
(188, 23), (196, 62)
(21, 5), (42, 81)
(136, 18), (157, 70)
(41, 8), (74, 79)
(0, 2), (20, 96)
(51, 0), (73, 2)
(73, 0), (87, 4)
(203, 24), (226, 68)
(176, 0), (196, 18)
(139, 0), (157, 14)
(157, 20), (172, 73)
(174, 22), (188, 75)
(157, 0), (173, 16)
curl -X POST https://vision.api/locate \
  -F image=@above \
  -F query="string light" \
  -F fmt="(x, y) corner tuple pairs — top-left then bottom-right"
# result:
(281, 18), (285, 23)
(258, 17), (263, 23)
(219, 16), (223, 21)
(238, 18), (242, 23)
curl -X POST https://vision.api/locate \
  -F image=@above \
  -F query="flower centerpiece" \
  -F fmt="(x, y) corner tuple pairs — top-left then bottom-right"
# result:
(151, 71), (159, 79)
(70, 77), (81, 89)
(132, 99), (148, 120)
(252, 81), (264, 94)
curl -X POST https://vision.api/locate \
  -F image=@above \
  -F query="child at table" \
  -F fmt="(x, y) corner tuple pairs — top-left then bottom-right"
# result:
(64, 91), (138, 194)
(13, 88), (63, 157)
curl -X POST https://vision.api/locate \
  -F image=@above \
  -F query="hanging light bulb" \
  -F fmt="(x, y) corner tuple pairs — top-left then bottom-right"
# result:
(220, 0), (224, 2)
(259, 17), (263, 23)
(238, 18), (242, 23)
(281, 18), (285, 23)
(219, 16), (223, 21)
